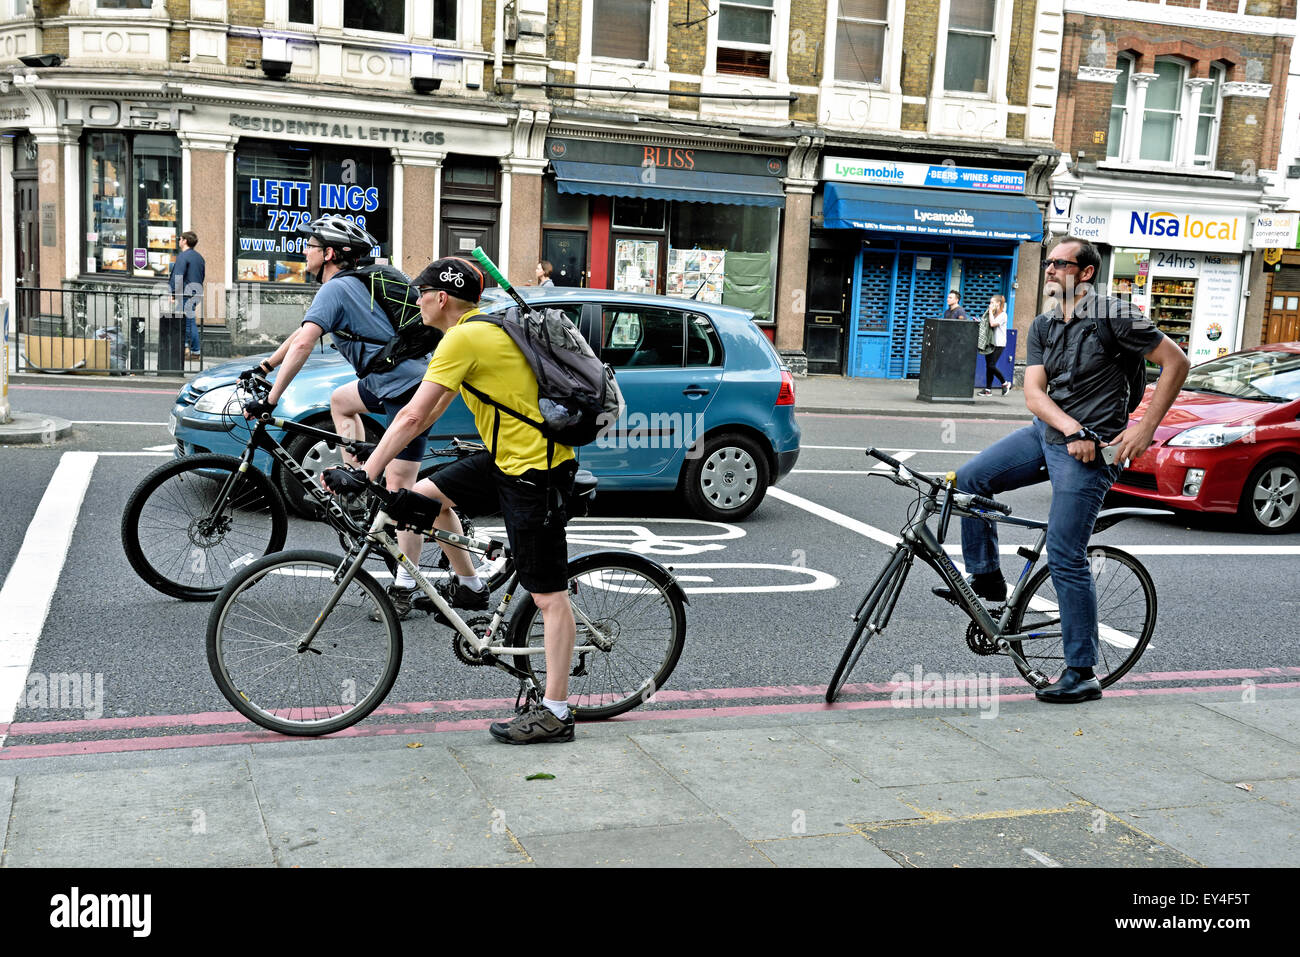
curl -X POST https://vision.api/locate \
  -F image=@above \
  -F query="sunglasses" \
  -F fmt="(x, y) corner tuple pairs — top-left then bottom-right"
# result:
(417, 286), (440, 297)
(1042, 257), (1080, 270)
(304, 242), (324, 250)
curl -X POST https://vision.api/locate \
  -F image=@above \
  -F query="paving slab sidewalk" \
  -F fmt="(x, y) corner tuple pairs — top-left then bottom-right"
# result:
(2, 690), (1295, 868)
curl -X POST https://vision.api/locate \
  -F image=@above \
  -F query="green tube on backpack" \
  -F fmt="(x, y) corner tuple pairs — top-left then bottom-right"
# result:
(470, 246), (529, 312)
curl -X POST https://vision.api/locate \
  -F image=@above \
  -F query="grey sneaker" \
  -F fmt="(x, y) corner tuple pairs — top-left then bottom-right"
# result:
(489, 703), (575, 744)
(416, 579), (489, 621)
(373, 584), (418, 622)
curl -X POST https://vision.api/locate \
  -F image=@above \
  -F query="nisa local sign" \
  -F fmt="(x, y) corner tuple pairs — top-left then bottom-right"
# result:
(1117, 207), (1245, 253)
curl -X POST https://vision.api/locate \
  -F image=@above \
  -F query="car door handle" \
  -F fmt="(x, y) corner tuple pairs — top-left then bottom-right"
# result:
(682, 386), (710, 397)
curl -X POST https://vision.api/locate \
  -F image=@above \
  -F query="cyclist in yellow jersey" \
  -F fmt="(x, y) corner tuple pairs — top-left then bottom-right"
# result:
(354, 257), (580, 745)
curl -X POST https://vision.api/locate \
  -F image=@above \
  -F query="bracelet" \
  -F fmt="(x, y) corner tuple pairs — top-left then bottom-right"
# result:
(1065, 427), (1100, 445)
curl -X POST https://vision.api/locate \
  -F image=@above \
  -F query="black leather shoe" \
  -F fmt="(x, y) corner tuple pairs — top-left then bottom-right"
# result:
(932, 572), (1007, 607)
(1035, 669), (1103, 704)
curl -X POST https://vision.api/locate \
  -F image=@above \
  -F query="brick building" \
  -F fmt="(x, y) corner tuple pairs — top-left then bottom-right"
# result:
(1049, 0), (1294, 365)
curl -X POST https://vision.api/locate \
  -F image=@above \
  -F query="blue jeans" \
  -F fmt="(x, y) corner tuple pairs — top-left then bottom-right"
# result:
(183, 304), (201, 354)
(954, 419), (1119, 668)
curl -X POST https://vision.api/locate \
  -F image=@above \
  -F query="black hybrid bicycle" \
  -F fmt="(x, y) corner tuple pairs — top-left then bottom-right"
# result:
(826, 448), (1167, 703)
(121, 374), (501, 600)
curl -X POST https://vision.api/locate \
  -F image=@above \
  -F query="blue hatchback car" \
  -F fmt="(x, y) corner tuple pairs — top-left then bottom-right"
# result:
(169, 286), (801, 521)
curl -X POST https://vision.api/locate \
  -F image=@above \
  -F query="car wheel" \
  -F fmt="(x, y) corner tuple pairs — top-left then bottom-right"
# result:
(682, 432), (770, 521)
(1239, 456), (1300, 534)
(278, 418), (381, 519)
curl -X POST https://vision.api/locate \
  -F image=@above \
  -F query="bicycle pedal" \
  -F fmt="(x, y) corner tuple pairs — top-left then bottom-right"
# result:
(1025, 670), (1052, 689)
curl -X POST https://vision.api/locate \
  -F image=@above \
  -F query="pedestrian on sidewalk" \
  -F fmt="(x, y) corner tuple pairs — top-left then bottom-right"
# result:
(170, 231), (206, 359)
(943, 290), (967, 321)
(941, 239), (1189, 703)
(978, 294), (1011, 396)
(535, 260), (555, 286)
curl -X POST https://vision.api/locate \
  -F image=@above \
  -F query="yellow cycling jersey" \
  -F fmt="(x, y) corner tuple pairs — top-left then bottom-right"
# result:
(423, 309), (576, 476)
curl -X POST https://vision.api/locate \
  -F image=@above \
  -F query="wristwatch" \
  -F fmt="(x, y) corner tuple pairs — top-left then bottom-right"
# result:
(1064, 427), (1101, 445)
(258, 360), (273, 374)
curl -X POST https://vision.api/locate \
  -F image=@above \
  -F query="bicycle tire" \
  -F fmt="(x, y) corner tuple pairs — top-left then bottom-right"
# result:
(121, 454), (288, 601)
(1006, 544), (1156, 689)
(207, 549), (403, 736)
(505, 551), (687, 721)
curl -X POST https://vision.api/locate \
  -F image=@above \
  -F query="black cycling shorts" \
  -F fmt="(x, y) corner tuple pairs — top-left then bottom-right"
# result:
(356, 381), (427, 463)
(429, 450), (577, 594)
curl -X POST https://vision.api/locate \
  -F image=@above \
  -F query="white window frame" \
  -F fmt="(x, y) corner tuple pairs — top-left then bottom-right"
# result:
(1107, 55), (1225, 170)
(580, 0), (666, 69)
(286, 0), (316, 26)
(340, 0), (408, 37)
(941, 0), (999, 97)
(706, 0), (788, 82)
(1191, 63), (1226, 169)
(714, 0), (776, 77)
(1138, 57), (1186, 166)
(1107, 54), (1133, 160)
(829, 0), (892, 88)
(87, 0), (161, 16)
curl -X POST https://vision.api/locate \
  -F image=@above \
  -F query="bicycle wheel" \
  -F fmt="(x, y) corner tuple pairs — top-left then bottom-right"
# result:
(207, 549), (403, 736)
(1006, 545), (1156, 689)
(506, 551), (686, 720)
(122, 454), (288, 601)
(826, 549), (910, 704)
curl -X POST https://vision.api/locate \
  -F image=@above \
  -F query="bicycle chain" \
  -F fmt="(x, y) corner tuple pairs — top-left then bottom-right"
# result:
(452, 616), (495, 666)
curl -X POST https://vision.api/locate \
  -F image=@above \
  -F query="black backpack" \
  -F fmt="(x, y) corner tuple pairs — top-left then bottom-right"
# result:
(1086, 297), (1150, 415)
(328, 264), (439, 377)
(462, 305), (625, 459)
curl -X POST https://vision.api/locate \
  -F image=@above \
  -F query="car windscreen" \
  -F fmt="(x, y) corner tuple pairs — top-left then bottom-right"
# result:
(1183, 351), (1300, 401)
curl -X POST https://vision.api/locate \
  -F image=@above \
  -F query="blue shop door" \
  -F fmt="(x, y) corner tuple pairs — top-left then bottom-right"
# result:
(851, 252), (895, 377)
(890, 254), (949, 378)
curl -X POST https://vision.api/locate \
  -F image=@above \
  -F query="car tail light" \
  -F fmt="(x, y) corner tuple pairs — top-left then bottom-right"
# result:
(776, 371), (795, 406)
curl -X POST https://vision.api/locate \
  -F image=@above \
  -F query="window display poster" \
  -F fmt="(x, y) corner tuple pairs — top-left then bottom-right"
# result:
(1192, 255), (1241, 362)
(666, 247), (725, 303)
(615, 239), (660, 294)
(148, 198), (177, 221)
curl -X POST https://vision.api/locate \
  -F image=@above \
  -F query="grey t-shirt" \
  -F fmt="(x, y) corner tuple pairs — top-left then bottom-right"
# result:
(302, 275), (427, 399)
(1026, 293), (1164, 443)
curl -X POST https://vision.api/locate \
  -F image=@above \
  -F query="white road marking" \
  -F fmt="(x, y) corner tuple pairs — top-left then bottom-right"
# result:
(71, 420), (169, 426)
(801, 446), (983, 454)
(1022, 847), (1062, 868)
(94, 452), (172, 457)
(768, 487), (900, 548)
(142, 444), (175, 452)
(0, 452), (98, 746)
(946, 543), (1300, 557)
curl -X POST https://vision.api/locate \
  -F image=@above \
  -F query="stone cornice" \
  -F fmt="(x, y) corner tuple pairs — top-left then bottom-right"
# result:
(1077, 66), (1122, 84)
(1222, 82), (1272, 98)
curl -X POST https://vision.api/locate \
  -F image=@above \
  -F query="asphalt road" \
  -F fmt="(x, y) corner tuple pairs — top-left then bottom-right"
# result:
(2, 379), (1297, 756)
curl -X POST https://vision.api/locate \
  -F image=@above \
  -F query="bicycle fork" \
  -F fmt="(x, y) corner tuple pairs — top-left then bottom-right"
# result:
(854, 544), (913, 638)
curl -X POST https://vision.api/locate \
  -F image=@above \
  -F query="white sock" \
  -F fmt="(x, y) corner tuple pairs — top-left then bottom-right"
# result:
(543, 697), (570, 720)
(394, 568), (416, 588)
(458, 574), (484, 591)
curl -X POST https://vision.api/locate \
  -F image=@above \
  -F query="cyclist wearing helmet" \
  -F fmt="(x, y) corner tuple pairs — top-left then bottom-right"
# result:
(244, 215), (433, 612)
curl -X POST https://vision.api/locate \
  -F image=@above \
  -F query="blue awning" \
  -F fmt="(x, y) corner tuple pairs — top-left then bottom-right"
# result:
(552, 160), (786, 208)
(823, 182), (1042, 241)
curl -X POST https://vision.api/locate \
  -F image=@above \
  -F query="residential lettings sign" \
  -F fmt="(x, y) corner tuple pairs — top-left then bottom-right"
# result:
(822, 157), (1025, 193)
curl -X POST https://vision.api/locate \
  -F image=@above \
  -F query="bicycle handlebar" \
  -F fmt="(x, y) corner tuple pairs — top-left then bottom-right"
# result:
(864, 447), (1012, 516)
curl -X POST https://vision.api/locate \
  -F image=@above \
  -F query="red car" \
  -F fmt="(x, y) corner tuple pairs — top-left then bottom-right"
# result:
(1110, 343), (1300, 533)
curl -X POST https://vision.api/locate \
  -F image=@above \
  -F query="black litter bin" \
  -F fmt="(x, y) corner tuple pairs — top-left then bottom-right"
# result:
(917, 317), (978, 403)
(158, 313), (185, 373)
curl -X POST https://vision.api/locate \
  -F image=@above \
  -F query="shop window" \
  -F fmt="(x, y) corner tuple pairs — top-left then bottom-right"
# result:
(667, 203), (778, 320)
(835, 0), (887, 85)
(944, 0), (996, 94)
(344, 0), (404, 34)
(613, 197), (665, 230)
(592, 0), (652, 61)
(717, 0), (774, 77)
(233, 140), (391, 284)
(289, 0), (314, 24)
(83, 131), (181, 279)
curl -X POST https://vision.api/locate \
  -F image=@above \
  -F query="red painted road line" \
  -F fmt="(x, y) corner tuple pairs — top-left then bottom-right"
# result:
(2, 680), (1296, 760)
(10, 384), (178, 395)
(797, 411), (1018, 425)
(6, 666), (1298, 738)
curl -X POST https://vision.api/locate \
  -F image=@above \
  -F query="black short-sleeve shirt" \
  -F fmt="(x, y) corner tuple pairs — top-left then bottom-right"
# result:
(1026, 293), (1164, 443)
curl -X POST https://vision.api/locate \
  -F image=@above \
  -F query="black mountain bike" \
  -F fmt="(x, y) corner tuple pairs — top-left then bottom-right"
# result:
(121, 374), (502, 600)
(826, 448), (1167, 703)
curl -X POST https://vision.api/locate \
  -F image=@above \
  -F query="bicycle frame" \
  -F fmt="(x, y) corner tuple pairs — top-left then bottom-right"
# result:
(295, 508), (615, 684)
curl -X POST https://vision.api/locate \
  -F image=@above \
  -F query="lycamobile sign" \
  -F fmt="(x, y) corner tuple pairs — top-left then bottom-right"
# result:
(822, 156), (1025, 192)
(915, 208), (976, 226)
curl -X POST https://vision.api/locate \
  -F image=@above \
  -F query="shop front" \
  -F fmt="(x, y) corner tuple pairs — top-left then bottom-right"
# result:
(1070, 201), (1250, 363)
(1250, 212), (1300, 346)
(816, 157), (1042, 378)
(542, 137), (788, 331)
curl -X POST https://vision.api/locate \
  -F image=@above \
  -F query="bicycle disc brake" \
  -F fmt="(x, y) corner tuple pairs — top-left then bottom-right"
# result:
(965, 620), (1001, 656)
(452, 616), (494, 666)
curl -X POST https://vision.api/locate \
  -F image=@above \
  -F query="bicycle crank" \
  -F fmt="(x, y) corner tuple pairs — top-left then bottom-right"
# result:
(452, 616), (495, 666)
(994, 638), (1052, 688)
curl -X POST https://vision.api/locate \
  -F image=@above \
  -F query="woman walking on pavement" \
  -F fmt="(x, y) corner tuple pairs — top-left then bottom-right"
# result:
(979, 293), (1011, 396)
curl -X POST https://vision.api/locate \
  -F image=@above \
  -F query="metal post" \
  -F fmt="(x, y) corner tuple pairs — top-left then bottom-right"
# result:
(1, 299), (10, 424)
